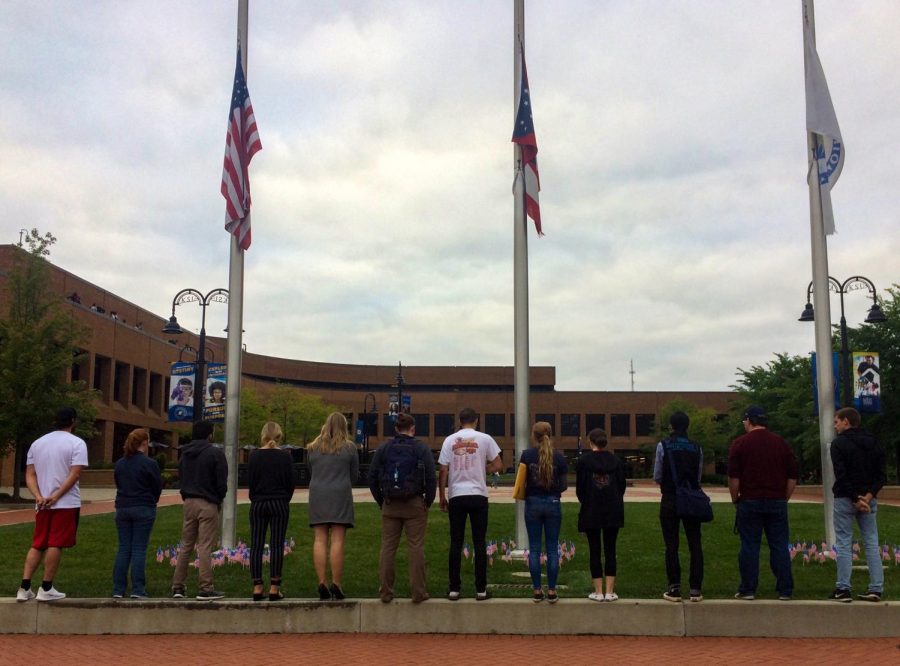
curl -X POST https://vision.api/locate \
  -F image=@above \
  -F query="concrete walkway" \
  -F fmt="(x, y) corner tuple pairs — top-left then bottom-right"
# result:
(3, 483), (875, 527)
(1, 633), (898, 666)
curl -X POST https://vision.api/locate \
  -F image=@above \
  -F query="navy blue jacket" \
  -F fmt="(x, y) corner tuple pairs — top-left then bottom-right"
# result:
(114, 452), (163, 509)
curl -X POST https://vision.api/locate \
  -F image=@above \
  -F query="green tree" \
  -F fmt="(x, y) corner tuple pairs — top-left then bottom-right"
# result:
(0, 230), (98, 499)
(844, 284), (900, 482)
(238, 386), (268, 446)
(731, 353), (820, 481)
(266, 383), (340, 444)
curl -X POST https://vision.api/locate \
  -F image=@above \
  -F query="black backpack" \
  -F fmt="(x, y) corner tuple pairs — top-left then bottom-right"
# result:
(379, 438), (425, 501)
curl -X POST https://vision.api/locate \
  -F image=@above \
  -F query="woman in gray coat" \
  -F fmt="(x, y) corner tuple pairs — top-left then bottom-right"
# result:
(307, 412), (359, 600)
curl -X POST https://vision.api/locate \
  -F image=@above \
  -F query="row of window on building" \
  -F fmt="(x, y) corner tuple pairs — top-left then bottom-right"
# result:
(72, 353), (170, 416)
(355, 412), (659, 440)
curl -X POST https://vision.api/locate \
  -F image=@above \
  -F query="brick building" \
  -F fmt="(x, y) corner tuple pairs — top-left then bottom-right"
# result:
(0, 244), (734, 483)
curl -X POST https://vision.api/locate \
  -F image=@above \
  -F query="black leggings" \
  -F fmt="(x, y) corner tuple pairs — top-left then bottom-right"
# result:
(584, 527), (619, 578)
(249, 499), (291, 581)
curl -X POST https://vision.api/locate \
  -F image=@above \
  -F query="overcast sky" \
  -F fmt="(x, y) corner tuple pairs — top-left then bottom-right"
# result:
(2, 1), (897, 392)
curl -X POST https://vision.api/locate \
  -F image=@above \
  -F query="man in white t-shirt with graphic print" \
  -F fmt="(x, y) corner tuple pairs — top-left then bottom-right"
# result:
(16, 407), (89, 602)
(438, 407), (503, 601)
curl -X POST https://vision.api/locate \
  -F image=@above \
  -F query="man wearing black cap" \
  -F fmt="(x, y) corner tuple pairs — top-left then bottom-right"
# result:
(727, 405), (799, 601)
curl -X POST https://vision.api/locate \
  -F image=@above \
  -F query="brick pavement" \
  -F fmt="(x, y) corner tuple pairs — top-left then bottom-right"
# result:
(0, 634), (897, 665)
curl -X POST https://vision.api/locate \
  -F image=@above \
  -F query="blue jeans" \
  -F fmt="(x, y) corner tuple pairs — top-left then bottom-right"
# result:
(524, 495), (562, 590)
(834, 496), (883, 593)
(736, 499), (793, 597)
(113, 505), (157, 596)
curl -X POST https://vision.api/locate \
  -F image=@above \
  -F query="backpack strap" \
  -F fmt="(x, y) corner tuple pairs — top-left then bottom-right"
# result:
(663, 439), (681, 486)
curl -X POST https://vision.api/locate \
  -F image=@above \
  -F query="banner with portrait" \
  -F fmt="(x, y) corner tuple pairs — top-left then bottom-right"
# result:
(853, 351), (881, 413)
(168, 362), (196, 422)
(203, 363), (227, 422)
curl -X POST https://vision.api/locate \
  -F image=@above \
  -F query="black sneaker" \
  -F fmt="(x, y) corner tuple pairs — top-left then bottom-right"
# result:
(828, 588), (851, 603)
(857, 591), (882, 602)
(734, 591), (755, 601)
(171, 586), (185, 599)
(662, 586), (681, 602)
(196, 589), (225, 601)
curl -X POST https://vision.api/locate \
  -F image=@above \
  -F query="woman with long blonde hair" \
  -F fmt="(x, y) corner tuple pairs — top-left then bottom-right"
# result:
(307, 412), (359, 600)
(516, 421), (568, 602)
(248, 421), (295, 601)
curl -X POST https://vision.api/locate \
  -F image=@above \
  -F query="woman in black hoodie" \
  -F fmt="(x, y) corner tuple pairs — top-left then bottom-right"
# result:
(576, 428), (626, 601)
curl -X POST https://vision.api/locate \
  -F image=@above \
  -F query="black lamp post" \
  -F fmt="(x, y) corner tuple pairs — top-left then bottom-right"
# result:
(363, 393), (376, 456)
(799, 275), (887, 407)
(396, 362), (405, 414)
(162, 288), (229, 422)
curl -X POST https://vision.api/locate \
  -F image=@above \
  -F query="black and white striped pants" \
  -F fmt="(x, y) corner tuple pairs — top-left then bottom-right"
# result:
(249, 498), (291, 581)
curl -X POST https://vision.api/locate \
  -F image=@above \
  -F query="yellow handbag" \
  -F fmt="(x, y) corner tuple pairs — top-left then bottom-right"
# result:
(512, 463), (527, 500)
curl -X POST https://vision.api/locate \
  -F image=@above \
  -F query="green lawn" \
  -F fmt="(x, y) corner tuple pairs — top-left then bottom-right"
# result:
(2, 503), (897, 600)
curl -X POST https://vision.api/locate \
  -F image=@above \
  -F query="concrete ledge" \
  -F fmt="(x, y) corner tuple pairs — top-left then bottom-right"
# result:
(684, 599), (900, 638)
(360, 598), (684, 636)
(1, 598), (898, 637)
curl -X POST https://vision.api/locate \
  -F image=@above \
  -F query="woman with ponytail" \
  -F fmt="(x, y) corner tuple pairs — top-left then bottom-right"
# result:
(112, 428), (162, 598)
(517, 421), (568, 602)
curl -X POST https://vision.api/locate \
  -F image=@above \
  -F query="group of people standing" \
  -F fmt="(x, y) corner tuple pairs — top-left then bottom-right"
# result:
(14, 402), (887, 604)
(652, 404), (886, 604)
(170, 414), (360, 601)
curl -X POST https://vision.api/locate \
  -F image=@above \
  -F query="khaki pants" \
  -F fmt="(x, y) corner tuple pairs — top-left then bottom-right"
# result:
(379, 496), (428, 602)
(172, 498), (220, 593)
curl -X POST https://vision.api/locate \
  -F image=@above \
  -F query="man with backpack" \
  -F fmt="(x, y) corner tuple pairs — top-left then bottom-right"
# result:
(368, 412), (436, 603)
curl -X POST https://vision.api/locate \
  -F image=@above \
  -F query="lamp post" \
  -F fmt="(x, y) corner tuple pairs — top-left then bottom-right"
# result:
(363, 393), (377, 457)
(162, 288), (229, 422)
(799, 275), (887, 407)
(396, 362), (405, 413)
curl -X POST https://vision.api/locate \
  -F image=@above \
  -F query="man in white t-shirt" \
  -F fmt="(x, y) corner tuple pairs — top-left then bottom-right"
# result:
(438, 407), (503, 600)
(15, 407), (89, 602)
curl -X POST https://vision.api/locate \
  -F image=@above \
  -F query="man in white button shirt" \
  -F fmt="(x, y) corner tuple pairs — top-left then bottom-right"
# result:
(16, 407), (89, 602)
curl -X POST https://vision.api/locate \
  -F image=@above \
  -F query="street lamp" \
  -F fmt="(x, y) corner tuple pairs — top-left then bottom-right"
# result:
(395, 362), (405, 413)
(162, 288), (229, 422)
(799, 275), (887, 407)
(362, 393), (376, 457)
(177, 344), (214, 363)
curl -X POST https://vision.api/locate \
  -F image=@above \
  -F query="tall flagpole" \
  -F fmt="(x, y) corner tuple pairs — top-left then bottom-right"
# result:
(221, 0), (249, 550)
(513, 0), (530, 553)
(803, 0), (836, 546)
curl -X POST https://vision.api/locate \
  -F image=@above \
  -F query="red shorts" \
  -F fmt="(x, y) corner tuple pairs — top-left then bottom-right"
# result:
(32, 508), (80, 549)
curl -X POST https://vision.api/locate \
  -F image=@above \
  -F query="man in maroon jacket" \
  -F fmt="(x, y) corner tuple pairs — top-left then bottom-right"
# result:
(728, 405), (799, 601)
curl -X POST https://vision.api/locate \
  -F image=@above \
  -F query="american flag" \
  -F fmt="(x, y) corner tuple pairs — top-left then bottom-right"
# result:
(221, 48), (261, 251)
(511, 49), (542, 236)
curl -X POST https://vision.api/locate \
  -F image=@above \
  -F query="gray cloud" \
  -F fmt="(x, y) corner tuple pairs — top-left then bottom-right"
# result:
(2, 0), (896, 392)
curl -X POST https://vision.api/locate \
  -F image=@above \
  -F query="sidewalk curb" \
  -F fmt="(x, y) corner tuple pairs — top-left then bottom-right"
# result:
(1, 598), (897, 637)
